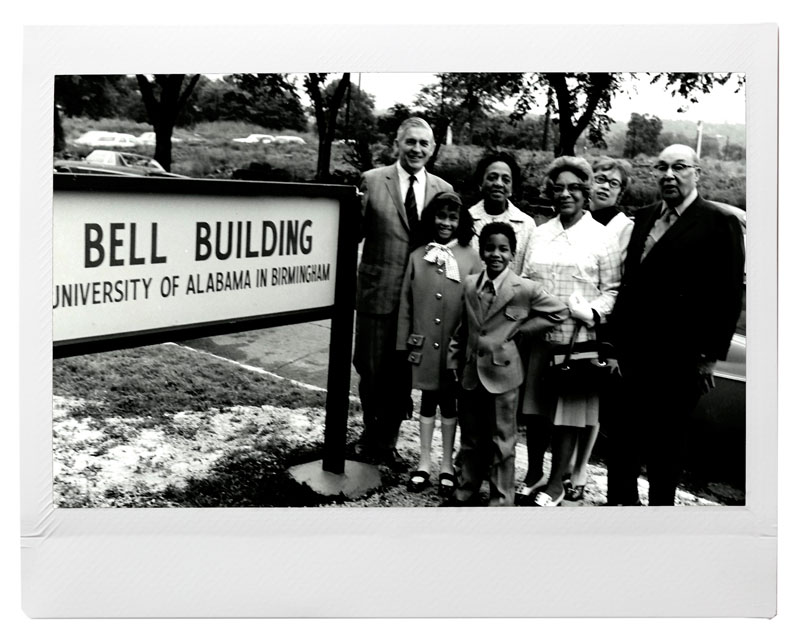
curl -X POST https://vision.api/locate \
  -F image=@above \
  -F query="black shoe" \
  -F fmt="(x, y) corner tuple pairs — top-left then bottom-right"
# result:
(407, 470), (431, 492)
(438, 472), (457, 498)
(439, 495), (480, 507)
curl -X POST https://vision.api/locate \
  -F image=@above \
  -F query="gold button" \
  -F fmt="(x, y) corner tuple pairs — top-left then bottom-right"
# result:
(433, 342), (440, 349)
(435, 293), (442, 299)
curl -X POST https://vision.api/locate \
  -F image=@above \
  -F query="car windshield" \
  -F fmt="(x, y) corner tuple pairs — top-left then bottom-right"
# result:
(86, 151), (115, 164)
(124, 155), (152, 167)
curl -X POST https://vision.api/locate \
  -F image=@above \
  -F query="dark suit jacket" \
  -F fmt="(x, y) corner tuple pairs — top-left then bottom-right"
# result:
(447, 271), (568, 394)
(611, 195), (745, 368)
(356, 164), (453, 315)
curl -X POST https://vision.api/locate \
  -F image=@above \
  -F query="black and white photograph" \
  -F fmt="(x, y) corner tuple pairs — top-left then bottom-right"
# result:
(51, 71), (747, 509)
(17, 23), (779, 619)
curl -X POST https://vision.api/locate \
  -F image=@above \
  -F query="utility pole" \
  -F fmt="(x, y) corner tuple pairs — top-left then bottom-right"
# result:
(696, 120), (704, 158)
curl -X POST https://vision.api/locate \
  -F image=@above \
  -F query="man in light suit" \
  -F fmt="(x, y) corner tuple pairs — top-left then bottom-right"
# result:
(608, 144), (745, 506)
(353, 117), (453, 466)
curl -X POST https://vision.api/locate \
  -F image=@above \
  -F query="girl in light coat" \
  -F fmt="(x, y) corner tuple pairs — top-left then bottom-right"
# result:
(397, 192), (482, 497)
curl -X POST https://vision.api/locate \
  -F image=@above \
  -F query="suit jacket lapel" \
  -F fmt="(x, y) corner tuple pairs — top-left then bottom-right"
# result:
(648, 196), (702, 255)
(485, 272), (519, 322)
(423, 172), (439, 206)
(626, 203), (661, 270)
(384, 167), (409, 232)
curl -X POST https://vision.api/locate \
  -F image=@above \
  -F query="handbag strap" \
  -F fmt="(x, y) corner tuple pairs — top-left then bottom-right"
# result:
(562, 322), (582, 364)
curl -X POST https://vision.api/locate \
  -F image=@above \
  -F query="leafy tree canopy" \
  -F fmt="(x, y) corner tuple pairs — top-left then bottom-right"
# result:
(215, 74), (307, 131)
(624, 112), (663, 158)
(325, 79), (376, 140)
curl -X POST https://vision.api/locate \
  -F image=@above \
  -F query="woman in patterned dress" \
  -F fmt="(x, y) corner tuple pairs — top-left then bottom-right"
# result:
(518, 156), (622, 506)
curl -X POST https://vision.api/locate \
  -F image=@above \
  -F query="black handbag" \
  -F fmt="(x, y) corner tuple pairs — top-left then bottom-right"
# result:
(545, 323), (609, 393)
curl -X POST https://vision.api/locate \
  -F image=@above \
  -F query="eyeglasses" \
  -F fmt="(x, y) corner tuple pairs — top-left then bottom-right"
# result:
(551, 183), (584, 195)
(594, 174), (622, 189)
(652, 162), (695, 175)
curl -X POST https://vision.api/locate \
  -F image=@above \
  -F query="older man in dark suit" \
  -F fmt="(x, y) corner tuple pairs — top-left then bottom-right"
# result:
(608, 144), (745, 505)
(353, 117), (453, 466)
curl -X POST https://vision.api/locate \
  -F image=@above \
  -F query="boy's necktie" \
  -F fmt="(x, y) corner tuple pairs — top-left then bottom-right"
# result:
(480, 279), (495, 316)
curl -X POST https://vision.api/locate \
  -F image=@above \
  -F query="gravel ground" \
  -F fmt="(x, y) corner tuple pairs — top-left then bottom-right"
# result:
(54, 384), (723, 508)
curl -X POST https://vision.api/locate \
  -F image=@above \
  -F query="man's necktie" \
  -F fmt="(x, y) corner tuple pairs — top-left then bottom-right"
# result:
(405, 175), (419, 231)
(641, 206), (678, 261)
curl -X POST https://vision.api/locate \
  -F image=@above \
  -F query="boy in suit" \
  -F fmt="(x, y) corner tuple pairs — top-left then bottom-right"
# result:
(446, 222), (568, 506)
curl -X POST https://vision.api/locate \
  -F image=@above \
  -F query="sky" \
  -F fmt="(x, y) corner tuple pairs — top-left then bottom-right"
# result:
(346, 72), (746, 125)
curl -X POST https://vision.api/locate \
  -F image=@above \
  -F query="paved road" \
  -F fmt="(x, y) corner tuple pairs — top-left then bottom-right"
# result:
(182, 320), (359, 394)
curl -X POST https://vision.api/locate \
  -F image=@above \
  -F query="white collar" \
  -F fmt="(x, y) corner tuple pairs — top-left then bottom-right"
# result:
(396, 162), (426, 186)
(469, 199), (524, 221)
(557, 210), (592, 232)
(478, 266), (511, 293)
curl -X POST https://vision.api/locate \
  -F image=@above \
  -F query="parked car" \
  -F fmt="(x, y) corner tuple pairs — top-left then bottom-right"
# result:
(272, 135), (307, 145)
(687, 333), (746, 488)
(232, 134), (275, 144)
(73, 131), (139, 149)
(136, 132), (183, 146)
(54, 150), (188, 178)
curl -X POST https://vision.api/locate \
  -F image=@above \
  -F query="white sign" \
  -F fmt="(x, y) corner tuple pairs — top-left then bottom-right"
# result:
(53, 189), (340, 343)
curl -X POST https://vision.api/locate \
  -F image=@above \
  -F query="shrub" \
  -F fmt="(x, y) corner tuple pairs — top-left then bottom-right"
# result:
(56, 117), (745, 210)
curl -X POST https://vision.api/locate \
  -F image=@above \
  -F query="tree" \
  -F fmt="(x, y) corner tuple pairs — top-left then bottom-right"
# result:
(414, 73), (529, 167)
(725, 142), (746, 161)
(136, 74), (201, 172)
(54, 106), (65, 153)
(520, 72), (743, 157)
(303, 73), (351, 182)
(540, 73), (621, 157)
(376, 103), (413, 142)
(330, 79), (376, 140)
(652, 72), (745, 105)
(54, 75), (135, 119)
(217, 74), (306, 131)
(624, 113), (663, 157)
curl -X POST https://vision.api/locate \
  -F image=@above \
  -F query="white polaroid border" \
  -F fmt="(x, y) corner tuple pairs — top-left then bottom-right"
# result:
(21, 24), (777, 617)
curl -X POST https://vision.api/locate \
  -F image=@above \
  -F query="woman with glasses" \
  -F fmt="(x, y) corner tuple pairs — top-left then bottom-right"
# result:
(517, 156), (622, 506)
(554, 157), (635, 502)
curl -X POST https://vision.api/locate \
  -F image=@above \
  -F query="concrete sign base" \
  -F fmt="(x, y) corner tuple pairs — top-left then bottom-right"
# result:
(288, 459), (381, 499)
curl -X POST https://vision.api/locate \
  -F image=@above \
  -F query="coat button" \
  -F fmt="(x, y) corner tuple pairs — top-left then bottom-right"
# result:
(504, 360), (511, 366)
(433, 342), (440, 349)
(434, 318), (442, 325)
(437, 268), (444, 274)
(435, 293), (442, 299)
